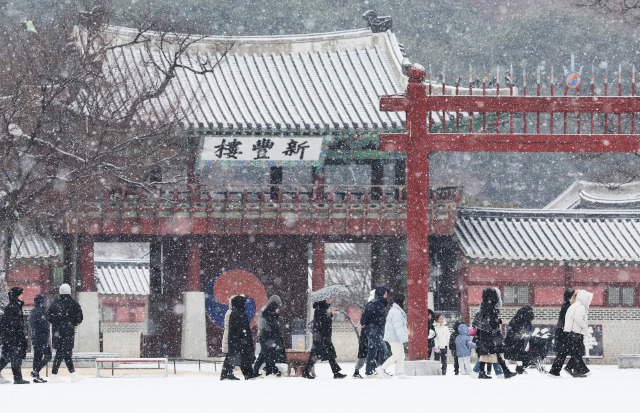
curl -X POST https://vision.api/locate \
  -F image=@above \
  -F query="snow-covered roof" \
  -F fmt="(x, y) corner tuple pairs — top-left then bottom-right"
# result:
(94, 259), (150, 295)
(103, 26), (410, 133)
(454, 208), (640, 264)
(10, 224), (59, 260)
(544, 180), (640, 210)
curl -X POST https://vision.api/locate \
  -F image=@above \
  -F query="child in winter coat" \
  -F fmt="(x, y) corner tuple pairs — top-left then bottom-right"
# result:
(449, 320), (463, 375)
(454, 323), (477, 375)
(432, 314), (450, 375)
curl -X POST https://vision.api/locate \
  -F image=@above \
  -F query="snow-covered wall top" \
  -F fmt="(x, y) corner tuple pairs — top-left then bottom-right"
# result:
(455, 207), (640, 264)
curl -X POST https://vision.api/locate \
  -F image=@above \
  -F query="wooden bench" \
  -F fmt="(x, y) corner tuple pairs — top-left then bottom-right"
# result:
(95, 358), (169, 377)
(285, 350), (314, 377)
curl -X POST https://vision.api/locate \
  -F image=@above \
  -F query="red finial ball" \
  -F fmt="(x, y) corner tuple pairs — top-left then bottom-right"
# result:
(407, 64), (426, 83)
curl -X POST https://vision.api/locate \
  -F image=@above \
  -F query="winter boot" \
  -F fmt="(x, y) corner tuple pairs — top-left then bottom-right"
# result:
(352, 370), (363, 379)
(503, 370), (517, 379)
(33, 377), (47, 384)
(301, 370), (315, 379)
(478, 362), (491, 379)
(221, 374), (240, 381)
(478, 371), (492, 379)
(13, 378), (30, 384)
(333, 372), (346, 379)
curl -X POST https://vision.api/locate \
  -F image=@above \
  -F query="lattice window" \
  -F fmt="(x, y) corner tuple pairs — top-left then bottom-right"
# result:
(608, 286), (637, 307)
(502, 286), (530, 305)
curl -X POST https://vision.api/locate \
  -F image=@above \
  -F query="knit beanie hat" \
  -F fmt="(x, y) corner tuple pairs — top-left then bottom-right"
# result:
(59, 283), (71, 295)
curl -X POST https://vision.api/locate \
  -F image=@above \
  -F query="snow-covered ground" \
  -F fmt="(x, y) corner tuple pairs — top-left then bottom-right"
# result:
(3, 363), (635, 412)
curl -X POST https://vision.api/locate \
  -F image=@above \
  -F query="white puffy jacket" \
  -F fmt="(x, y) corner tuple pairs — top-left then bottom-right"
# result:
(383, 303), (408, 343)
(563, 290), (593, 335)
(433, 320), (451, 349)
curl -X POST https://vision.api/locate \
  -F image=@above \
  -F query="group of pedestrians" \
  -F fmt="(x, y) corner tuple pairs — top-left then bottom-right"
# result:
(0, 284), (84, 384)
(426, 287), (592, 379)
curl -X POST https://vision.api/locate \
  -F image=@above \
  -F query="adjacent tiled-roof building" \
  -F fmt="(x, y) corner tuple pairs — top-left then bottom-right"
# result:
(455, 208), (640, 264)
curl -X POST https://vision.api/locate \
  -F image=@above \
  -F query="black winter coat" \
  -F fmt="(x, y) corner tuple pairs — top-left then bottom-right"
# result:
(472, 288), (503, 356)
(360, 286), (389, 337)
(47, 295), (83, 350)
(554, 288), (575, 353)
(504, 306), (534, 361)
(228, 295), (255, 359)
(258, 300), (286, 364)
(0, 287), (27, 358)
(310, 300), (337, 360)
(30, 294), (50, 344)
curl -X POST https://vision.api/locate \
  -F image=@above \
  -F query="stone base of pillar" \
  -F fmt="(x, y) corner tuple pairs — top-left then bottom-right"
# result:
(404, 360), (442, 376)
(181, 292), (208, 359)
(75, 292), (100, 352)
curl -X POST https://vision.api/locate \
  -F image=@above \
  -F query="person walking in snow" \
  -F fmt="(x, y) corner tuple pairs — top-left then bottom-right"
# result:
(30, 294), (52, 383)
(221, 296), (239, 380)
(454, 323), (477, 375)
(449, 319), (463, 375)
(377, 293), (408, 378)
(504, 305), (535, 374)
(360, 285), (390, 378)
(227, 295), (260, 380)
(253, 295), (286, 377)
(47, 284), (83, 383)
(0, 287), (29, 384)
(552, 289), (578, 376)
(302, 299), (346, 379)
(549, 290), (593, 378)
(353, 290), (375, 379)
(472, 287), (516, 379)
(432, 313), (451, 375)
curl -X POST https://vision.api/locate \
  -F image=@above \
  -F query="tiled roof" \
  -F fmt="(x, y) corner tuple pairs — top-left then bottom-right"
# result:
(103, 26), (409, 134)
(95, 259), (150, 295)
(10, 224), (59, 260)
(545, 180), (640, 210)
(454, 208), (640, 263)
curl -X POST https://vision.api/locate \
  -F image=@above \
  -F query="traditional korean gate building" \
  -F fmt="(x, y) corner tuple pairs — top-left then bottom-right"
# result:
(55, 16), (465, 359)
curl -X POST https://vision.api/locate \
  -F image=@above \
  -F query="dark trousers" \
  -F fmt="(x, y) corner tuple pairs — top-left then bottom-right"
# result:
(32, 342), (52, 375)
(0, 346), (23, 380)
(52, 347), (74, 375)
(434, 347), (447, 375)
(453, 356), (459, 374)
(550, 334), (589, 376)
(303, 351), (341, 376)
(253, 352), (279, 375)
(365, 332), (388, 375)
(223, 353), (255, 379)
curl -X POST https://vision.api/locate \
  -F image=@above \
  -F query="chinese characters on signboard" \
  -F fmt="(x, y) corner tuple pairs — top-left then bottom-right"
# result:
(197, 136), (326, 168)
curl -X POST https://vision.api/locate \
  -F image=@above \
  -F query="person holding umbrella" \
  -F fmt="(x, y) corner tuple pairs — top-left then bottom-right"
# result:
(302, 292), (346, 379)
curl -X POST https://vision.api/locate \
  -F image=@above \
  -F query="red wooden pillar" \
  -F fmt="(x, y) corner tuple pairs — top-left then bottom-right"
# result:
(311, 236), (325, 291)
(41, 263), (52, 297)
(79, 234), (95, 292)
(187, 238), (201, 292)
(380, 65), (431, 360)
